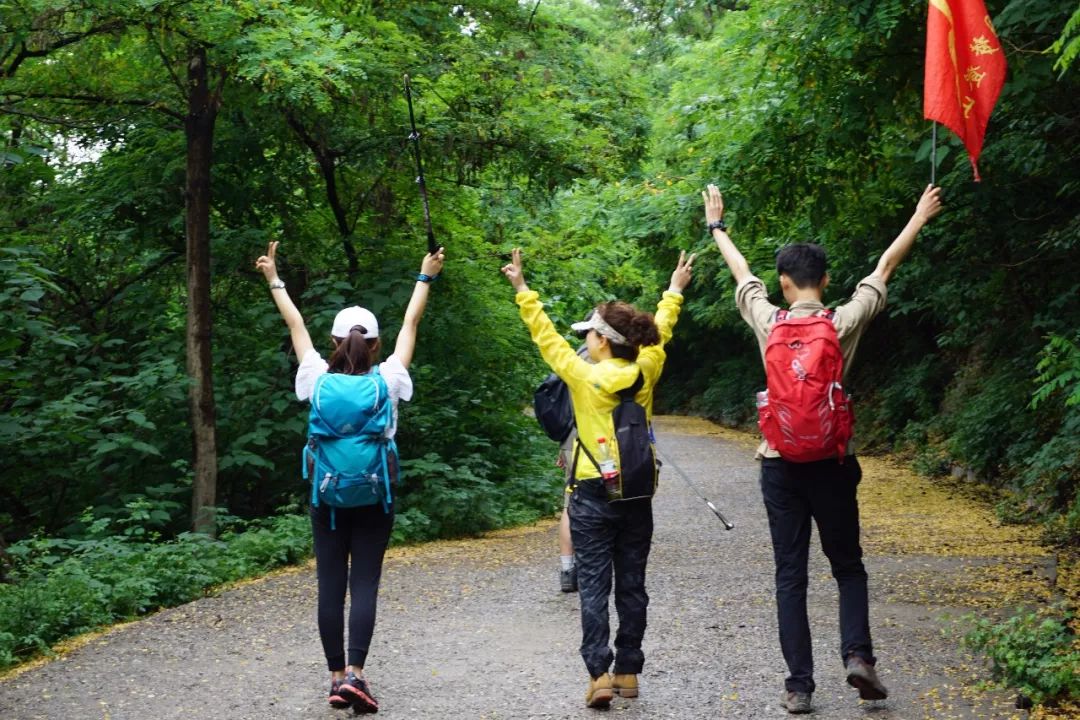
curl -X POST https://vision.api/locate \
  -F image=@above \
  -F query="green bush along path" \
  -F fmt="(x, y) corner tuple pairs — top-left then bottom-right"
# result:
(0, 417), (1048, 720)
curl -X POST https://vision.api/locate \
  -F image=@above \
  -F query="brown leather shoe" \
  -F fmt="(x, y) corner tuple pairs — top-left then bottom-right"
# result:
(846, 656), (888, 700)
(612, 673), (638, 698)
(585, 673), (613, 708)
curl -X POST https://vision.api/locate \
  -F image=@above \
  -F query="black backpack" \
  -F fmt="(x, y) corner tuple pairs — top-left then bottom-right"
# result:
(573, 371), (658, 502)
(533, 371), (575, 442)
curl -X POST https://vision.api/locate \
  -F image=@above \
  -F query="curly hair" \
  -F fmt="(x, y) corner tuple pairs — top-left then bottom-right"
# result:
(595, 301), (660, 361)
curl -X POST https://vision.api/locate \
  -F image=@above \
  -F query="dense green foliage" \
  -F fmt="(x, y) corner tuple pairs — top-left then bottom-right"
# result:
(1, 1), (646, 547)
(1, 0), (1078, 681)
(543, 0), (1080, 543)
(964, 605), (1080, 706)
(0, 499), (312, 668)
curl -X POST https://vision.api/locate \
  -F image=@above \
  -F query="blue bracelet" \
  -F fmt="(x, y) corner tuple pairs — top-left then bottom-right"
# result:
(417, 273), (440, 283)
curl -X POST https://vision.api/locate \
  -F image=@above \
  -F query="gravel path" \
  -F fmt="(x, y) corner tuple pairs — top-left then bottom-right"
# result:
(0, 417), (1025, 719)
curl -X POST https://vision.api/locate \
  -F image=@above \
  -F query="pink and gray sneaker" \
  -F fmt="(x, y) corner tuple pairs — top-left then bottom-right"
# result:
(328, 678), (351, 709)
(338, 670), (379, 714)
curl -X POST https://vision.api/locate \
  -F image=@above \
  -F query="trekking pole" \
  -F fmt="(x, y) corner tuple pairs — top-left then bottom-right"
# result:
(654, 447), (734, 530)
(404, 74), (438, 255)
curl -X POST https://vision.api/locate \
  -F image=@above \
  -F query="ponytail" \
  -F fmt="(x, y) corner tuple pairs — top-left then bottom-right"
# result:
(327, 326), (381, 375)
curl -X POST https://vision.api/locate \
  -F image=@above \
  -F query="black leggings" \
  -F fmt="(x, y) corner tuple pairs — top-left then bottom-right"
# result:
(310, 503), (395, 671)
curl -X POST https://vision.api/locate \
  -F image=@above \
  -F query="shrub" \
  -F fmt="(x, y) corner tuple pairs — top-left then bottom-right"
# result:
(964, 605), (1080, 706)
(0, 513), (313, 670)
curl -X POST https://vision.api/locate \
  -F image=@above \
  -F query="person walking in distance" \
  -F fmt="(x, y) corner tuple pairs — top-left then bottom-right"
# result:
(255, 240), (445, 713)
(556, 339), (592, 593)
(701, 183), (941, 713)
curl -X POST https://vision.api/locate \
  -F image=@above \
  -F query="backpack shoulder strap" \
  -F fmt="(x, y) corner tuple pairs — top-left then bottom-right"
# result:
(773, 308), (836, 324)
(569, 439), (603, 486)
(311, 372), (329, 410)
(616, 370), (645, 400)
(369, 367), (389, 407)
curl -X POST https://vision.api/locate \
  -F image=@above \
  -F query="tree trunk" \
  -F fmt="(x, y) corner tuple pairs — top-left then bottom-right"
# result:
(185, 45), (219, 536)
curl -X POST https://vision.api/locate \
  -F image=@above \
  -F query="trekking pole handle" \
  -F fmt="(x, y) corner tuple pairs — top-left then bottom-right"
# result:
(706, 500), (735, 530)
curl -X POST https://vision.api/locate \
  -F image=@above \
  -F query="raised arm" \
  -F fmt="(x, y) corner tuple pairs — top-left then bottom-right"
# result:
(501, 248), (592, 382)
(668, 250), (695, 296)
(501, 246), (530, 295)
(872, 184), (943, 284)
(703, 184), (753, 286)
(394, 247), (446, 369)
(654, 250), (693, 346)
(255, 241), (314, 361)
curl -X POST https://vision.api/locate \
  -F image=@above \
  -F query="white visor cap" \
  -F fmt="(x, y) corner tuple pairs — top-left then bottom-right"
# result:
(570, 310), (628, 345)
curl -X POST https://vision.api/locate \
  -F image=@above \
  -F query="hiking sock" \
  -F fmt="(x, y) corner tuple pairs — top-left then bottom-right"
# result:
(560, 555), (575, 571)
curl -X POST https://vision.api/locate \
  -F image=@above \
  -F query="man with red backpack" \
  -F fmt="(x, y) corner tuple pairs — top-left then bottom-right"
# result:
(701, 183), (942, 714)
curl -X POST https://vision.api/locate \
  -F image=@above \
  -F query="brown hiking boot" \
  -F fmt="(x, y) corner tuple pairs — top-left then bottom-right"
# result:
(585, 673), (613, 708)
(612, 673), (638, 698)
(846, 656), (888, 700)
(781, 689), (813, 714)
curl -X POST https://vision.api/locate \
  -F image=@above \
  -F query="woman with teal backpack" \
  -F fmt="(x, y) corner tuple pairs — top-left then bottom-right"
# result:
(256, 240), (445, 713)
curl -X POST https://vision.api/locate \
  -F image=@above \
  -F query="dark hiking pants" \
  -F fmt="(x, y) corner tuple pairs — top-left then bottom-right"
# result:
(568, 480), (654, 679)
(760, 456), (875, 694)
(311, 503), (394, 671)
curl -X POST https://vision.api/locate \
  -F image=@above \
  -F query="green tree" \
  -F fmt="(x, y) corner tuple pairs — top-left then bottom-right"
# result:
(2, 0), (368, 534)
(0, 0), (654, 545)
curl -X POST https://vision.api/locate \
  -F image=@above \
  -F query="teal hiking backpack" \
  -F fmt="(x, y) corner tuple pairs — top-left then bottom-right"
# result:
(302, 368), (397, 527)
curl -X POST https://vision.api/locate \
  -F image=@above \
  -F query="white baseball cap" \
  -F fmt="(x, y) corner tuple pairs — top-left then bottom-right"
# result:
(331, 306), (379, 339)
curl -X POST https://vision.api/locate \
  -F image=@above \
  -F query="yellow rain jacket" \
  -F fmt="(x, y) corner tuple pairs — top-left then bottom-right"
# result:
(515, 290), (684, 482)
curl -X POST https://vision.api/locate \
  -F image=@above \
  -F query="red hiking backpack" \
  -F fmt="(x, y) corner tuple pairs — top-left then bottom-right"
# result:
(756, 309), (853, 463)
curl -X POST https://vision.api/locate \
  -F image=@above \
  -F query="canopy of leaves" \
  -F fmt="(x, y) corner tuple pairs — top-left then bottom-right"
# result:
(1, 0), (1078, 551)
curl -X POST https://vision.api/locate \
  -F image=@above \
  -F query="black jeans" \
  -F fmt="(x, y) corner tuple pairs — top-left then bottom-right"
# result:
(760, 456), (874, 694)
(568, 480), (654, 679)
(310, 502), (394, 671)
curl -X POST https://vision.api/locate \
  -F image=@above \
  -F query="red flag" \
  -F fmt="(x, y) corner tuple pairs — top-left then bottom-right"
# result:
(923, 0), (1008, 180)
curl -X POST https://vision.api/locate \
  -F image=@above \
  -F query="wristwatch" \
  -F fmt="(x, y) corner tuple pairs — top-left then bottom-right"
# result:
(707, 219), (727, 232)
(268, 279), (286, 290)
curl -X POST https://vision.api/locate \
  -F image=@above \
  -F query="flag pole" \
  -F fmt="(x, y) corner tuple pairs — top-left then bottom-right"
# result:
(930, 121), (937, 186)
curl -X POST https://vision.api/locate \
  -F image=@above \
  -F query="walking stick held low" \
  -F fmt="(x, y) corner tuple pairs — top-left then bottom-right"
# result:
(654, 447), (734, 530)
(404, 74), (438, 255)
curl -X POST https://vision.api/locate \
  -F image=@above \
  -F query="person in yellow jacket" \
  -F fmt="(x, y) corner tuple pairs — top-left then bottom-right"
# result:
(501, 247), (694, 708)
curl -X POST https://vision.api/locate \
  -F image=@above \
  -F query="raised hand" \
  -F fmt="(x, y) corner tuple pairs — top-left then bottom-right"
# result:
(255, 240), (280, 283)
(914, 184), (943, 225)
(500, 247), (528, 292)
(669, 250), (696, 293)
(421, 246), (446, 277)
(702, 184), (724, 227)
